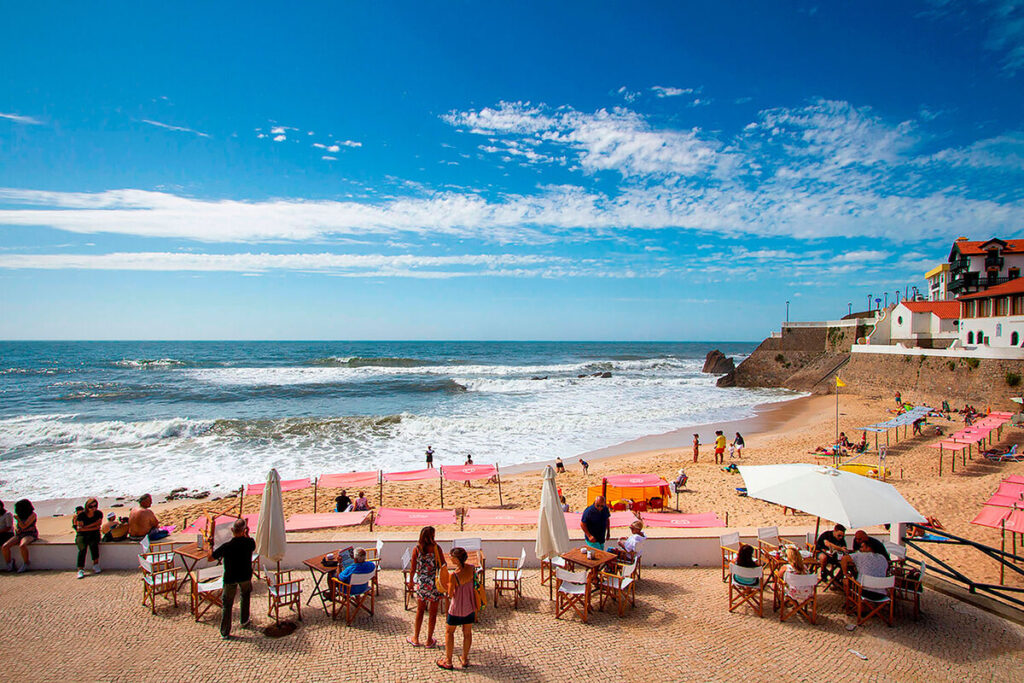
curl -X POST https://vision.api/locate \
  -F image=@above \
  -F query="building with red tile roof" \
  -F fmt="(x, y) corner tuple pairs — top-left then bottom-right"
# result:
(947, 237), (1024, 296)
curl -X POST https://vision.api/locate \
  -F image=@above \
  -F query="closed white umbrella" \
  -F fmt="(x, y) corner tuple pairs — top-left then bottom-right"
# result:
(739, 464), (926, 529)
(254, 468), (291, 633)
(536, 465), (569, 561)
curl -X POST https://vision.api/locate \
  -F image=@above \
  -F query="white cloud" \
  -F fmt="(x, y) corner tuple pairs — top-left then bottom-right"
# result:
(321, 155), (337, 161)
(338, 140), (362, 148)
(141, 119), (210, 138)
(270, 126), (287, 135)
(930, 132), (1024, 169)
(326, 144), (341, 153)
(0, 112), (43, 125)
(273, 134), (286, 142)
(833, 249), (889, 262)
(651, 86), (695, 98)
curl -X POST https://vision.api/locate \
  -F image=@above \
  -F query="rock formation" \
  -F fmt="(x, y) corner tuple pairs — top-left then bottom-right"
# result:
(702, 350), (735, 375)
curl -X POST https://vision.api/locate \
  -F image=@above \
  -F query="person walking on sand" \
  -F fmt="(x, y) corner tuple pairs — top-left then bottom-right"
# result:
(74, 497), (103, 578)
(210, 518), (256, 640)
(425, 446), (435, 469)
(408, 526), (443, 649)
(714, 431), (727, 465)
(733, 432), (745, 458)
(555, 457), (565, 473)
(692, 434), (700, 463)
(437, 547), (476, 671)
(579, 459), (589, 475)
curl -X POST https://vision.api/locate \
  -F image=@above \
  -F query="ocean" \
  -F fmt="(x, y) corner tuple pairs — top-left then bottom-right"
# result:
(0, 341), (796, 500)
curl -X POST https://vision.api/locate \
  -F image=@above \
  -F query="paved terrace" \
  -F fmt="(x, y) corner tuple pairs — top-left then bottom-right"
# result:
(0, 568), (1022, 682)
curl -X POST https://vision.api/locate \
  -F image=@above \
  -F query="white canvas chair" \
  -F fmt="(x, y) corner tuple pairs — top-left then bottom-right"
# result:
(845, 574), (895, 627)
(776, 571), (819, 624)
(453, 537), (485, 587)
(191, 565), (225, 622)
(599, 558), (638, 617)
(263, 562), (303, 623)
(720, 532), (741, 582)
(400, 547), (415, 611)
(492, 547), (527, 609)
(330, 567), (376, 625)
(139, 536), (176, 571)
(362, 538), (385, 595)
(554, 568), (590, 623)
(893, 560), (926, 620)
(728, 563), (764, 617)
(541, 555), (568, 599)
(138, 553), (182, 614)
(756, 526), (782, 559)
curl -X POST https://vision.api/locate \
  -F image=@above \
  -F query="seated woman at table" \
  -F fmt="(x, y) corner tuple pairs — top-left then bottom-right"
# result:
(732, 544), (760, 585)
(778, 546), (815, 600)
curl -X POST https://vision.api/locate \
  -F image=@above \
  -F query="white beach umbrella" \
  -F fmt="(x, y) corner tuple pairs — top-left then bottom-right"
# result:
(255, 468), (287, 565)
(739, 463), (926, 529)
(536, 465), (570, 561)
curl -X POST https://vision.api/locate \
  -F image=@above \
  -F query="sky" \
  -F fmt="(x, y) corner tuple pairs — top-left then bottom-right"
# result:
(1, 1), (1024, 341)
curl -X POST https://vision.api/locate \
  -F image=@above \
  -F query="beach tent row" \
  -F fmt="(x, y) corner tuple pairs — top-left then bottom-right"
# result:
(239, 464), (507, 513)
(184, 507), (726, 535)
(927, 411), (1014, 474)
(971, 476), (1024, 582)
(861, 406), (933, 433)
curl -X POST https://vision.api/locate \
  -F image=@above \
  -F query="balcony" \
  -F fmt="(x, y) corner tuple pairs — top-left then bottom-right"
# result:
(949, 275), (1016, 293)
(985, 255), (1004, 270)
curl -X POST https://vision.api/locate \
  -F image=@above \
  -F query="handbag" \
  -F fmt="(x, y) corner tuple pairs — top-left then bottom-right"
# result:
(433, 545), (450, 594)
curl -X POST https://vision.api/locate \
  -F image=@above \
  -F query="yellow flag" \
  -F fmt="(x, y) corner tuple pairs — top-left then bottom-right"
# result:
(835, 377), (846, 387)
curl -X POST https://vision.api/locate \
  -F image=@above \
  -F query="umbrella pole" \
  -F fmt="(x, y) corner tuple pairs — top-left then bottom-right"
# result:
(313, 478), (318, 514)
(814, 516), (821, 539)
(938, 445), (942, 477)
(440, 475), (444, 508)
(1001, 520), (1006, 586)
(379, 472), (384, 508)
(275, 561), (283, 626)
(496, 465), (504, 507)
(239, 485), (244, 517)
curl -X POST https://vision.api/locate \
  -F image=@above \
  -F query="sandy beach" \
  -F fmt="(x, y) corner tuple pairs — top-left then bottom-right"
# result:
(34, 388), (1024, 588)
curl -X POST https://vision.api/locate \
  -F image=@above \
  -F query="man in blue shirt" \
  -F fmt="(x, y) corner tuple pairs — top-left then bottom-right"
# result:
(580, 496), (611, 550)
(335, 548), (376, 595)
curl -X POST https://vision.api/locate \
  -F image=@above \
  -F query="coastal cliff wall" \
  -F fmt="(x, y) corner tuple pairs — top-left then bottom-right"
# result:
(724, 323), (869, 394)
(842, 353), (1024, 403)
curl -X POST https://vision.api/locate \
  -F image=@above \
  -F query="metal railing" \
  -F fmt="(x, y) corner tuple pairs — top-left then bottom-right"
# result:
(904, 523), (1024, 610)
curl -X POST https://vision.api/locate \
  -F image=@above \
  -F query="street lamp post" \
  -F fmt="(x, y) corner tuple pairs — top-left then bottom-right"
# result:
(848, 302), (852, 316)
(786, 300), (790, 323)
(867, 294), (872, 311)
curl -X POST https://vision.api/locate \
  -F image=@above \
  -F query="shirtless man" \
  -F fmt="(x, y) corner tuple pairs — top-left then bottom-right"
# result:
(128, 494), (165, 542)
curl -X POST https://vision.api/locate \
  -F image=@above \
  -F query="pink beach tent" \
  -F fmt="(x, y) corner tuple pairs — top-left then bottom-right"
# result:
(996, 481), (1024, 497)
(382, 468), (441, 482)
(246, 477), (311, 496)
(317, 471), (380, 488)
(284, 511), (371, 532)
(563, 510), (637, 529)
(604, 474), (668, 487)
(971, 505), (1024, 534)
(985, 493), (1024, 508)
(640, 511), (725, 528)
(464, 508), (538, 525)
(441, 464), (498, 481)
(373, 507), (457, 527)
(1006, 475), (1024, 485)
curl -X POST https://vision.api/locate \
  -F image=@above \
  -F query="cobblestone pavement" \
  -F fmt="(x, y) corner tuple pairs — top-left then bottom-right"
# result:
(0, 566), (1022, 682)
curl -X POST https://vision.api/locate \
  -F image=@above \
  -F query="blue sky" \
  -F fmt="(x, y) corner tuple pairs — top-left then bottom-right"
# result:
(2, 1), (1023, 340)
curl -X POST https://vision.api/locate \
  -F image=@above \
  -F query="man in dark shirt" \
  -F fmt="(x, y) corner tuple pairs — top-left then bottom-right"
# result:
(335, 490), (352, 513)
(580, 496), (611, 550)
(815, 523), (847, 574)
(210, 518), (257, 639)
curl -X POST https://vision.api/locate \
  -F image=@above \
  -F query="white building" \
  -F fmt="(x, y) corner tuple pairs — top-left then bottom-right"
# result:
(958, 278), (1024, 349)
(885, 300), (960, 349)
(947, 237), (1024, 297)
(924, 263), (951, 301)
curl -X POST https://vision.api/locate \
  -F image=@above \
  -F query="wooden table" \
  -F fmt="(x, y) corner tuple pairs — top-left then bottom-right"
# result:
(303, 553), (338, 615)
(444, 550), (486, 588)
(173, 543), (209, 591)
(558, 546), (616, 615)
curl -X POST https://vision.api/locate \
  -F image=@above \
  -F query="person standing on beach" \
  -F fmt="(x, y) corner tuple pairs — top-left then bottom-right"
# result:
(425, 446), (435, 469)
(733, 433), (745, 458)
(437, 547), (476, 671)
(714, 431), (727, 465)
(210, 518), (256, 640)
(692, 434), (700, 463)
(74, 497), (103, 578)
(580, 496), (611, 550)
(894, 391), (902, 408)
(555, 457), (565, 473)
(579, 459), (589, 475)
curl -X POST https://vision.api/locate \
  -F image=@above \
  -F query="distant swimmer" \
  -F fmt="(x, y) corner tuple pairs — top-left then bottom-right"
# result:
(425, 446), (434, 469)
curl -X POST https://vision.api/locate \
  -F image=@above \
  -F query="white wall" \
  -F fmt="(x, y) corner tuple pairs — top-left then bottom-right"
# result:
(959, 315), (1024, 349)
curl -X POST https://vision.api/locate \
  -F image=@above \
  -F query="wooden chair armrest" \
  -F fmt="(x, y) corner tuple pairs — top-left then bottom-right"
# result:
(152, 566), (182, 578)
(274, 578), (304, 590)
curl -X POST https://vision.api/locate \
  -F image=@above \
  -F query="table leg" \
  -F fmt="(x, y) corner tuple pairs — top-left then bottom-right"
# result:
(177, 557), (199, 592)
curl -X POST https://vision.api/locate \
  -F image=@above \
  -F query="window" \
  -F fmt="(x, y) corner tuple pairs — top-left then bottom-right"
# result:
(968, 331), (974, 344)
(997, 323), (1003, 337)
(1012, 331), (1020, 346)
(1010, 267), (1020, 280)
(897, 316), (903, 325)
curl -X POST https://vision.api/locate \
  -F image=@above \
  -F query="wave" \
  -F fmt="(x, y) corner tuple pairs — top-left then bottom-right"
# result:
(0, 414), (213, 450)
(0, 367), (71, 376)
(112, 358), (188, 369)
(306, 356), (445, 368)
(209, 414), (404, 439)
